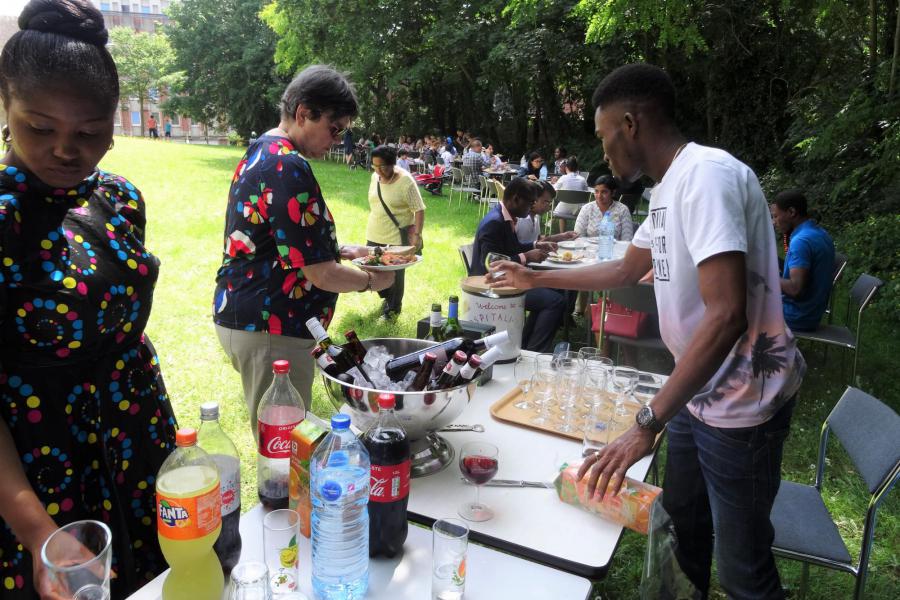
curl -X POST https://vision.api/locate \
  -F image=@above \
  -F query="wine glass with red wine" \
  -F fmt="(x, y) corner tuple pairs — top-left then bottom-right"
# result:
(458, 441), (499, 522)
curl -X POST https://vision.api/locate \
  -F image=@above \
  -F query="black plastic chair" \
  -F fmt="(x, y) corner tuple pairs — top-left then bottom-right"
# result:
(602, 284), (673, 370)
(793, 273), (882, 383)
(458, 243), (474, 276)
(771, 386), (900, 599)
(825, 252), (849, 323)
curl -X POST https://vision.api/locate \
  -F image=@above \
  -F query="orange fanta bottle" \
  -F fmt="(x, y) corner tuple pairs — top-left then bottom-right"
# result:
(156, 428), (223, 600)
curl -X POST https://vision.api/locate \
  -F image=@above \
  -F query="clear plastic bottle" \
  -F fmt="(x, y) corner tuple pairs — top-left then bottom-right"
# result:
(596, 212), (615, 261)
(197, 402), (242, 575)
(257, 360), (306, 509)
(311, 414), (370, 600)
(156, 428), (223, 600)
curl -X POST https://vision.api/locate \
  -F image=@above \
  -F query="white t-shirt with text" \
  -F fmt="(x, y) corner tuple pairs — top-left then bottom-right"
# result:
(632, 143), (804, 427)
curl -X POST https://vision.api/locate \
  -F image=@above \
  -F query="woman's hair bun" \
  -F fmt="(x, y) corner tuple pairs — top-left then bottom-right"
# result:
(19, 0), (108, 46)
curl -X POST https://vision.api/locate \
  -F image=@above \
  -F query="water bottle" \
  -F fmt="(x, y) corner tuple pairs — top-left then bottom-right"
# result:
(596, 212), (615, 261)
(311, 414), (370, 600)
(197, 402), (242, 575)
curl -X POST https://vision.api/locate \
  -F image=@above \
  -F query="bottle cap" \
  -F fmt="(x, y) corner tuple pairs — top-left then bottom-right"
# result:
(272, 359), (290, 374)
(310, 347), (323, 357)
(449, 295), (458, 303)
(431, 303), (441, 311)
(453, 350), (467, 362)
(467, 354), (483, 367)
(344, 330), (357, 339)
(423, 351), (438, 362)
(199, 402), (219, 420)
(175, 428), (197, 446)
(377, 394), (396, 409)
(331, 414), (351, 430)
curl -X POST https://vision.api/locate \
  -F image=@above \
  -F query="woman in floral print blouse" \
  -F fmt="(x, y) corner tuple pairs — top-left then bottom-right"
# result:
(213, 65), (394, 433)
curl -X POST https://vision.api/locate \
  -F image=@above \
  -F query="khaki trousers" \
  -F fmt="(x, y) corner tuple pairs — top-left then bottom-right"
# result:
(215, 324), (315, 438)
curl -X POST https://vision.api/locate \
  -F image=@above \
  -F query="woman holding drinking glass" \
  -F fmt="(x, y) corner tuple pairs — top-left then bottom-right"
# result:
(0, 2), (178, 596)
(213, 65), (394, 434)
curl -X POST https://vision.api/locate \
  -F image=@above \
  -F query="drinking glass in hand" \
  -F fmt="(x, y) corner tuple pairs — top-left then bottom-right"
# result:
(458, 441), (499, 521)
(40, 520), (112, 600)
(483, 252), (510, 298)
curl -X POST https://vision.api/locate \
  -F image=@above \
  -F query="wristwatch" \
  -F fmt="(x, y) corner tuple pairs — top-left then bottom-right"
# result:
(636, 405), (664, 433)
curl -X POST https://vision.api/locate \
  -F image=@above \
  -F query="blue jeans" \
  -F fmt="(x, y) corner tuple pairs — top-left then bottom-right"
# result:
(662, 397), (796, 599)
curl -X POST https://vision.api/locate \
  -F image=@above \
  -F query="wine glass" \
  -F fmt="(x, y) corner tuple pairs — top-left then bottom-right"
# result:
(611, 366), (638, 423)
(482, 252), (510, 299)
(513, 355), (535, 410)
(458, 441), (499, 521)
(554, 357), (584, 433)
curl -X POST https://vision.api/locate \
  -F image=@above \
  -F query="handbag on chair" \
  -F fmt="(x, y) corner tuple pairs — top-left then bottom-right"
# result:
(591, 300), (650, 339)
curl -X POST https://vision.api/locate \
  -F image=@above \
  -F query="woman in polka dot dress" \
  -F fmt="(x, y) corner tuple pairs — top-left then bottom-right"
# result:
(0, 1), (177, 597)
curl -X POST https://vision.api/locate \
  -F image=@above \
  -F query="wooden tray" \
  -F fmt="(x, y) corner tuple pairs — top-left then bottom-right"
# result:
(490, 384), (642, 443)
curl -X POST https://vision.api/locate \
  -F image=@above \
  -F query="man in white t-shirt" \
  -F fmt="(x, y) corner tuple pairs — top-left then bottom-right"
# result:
(490, 64), (804, 598)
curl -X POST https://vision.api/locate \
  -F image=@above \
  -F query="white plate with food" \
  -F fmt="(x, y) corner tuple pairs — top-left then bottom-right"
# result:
(546, 251), (584, 264)
(557, 240), (587, 250)
(352, 253), (423, 271)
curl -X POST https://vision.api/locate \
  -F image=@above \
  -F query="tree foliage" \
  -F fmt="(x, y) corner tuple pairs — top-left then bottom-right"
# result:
(166, 0), (288, 139)
(108, 27), (174, 136)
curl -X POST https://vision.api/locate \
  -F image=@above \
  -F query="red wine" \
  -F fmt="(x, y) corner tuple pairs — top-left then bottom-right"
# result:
(460, 455), (499, 485)
(385, 330), (509, 380)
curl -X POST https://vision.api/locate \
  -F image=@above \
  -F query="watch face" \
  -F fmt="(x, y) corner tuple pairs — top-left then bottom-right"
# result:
(636, 406), (653, 428)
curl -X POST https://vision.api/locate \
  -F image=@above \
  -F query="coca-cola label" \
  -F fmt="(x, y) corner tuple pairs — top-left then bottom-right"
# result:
(211, 455), (241, 516)
(369, 460), (411, 503)
(258, 420), (301, 459)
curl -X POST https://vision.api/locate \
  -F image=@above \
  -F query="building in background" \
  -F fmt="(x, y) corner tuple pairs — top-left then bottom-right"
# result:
(89, 0), (228, 143)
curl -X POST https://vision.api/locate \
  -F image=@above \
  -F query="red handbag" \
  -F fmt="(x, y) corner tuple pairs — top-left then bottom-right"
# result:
(591, 300), (650, 339)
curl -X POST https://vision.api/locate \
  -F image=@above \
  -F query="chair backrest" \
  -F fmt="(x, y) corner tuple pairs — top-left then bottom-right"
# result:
(450, 167), (463, 185)
(579, 171), (590, 180)
(554, 189), (592, 207)
(826, 387), (900, 495)
(462, 165), (478, 187)
(459, 243), (474, 275)
(607, 283), (658, 315)
(848, 273), (881, 309)
(494, 179), (505, 200)
(832, 252), (848, 286)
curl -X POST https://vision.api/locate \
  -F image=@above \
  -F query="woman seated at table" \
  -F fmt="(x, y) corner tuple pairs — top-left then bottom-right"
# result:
(574, 175), (634, 241)
(517, 151), (548, 181)
(483, 143), (503, 169)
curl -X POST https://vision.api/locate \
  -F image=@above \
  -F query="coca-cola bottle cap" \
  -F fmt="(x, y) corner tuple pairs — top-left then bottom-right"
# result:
(175, 428), (197, 446)
(377, 394), (396, 409)
(272, 359), (291, 374)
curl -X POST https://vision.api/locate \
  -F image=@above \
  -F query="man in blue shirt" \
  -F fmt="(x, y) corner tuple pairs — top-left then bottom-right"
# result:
(770, 190), (836, 331)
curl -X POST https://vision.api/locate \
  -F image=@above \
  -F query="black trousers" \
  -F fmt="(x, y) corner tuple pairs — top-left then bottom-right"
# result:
(367, 239), (406, 315)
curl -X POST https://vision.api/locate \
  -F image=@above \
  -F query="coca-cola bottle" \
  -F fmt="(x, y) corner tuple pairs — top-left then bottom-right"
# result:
(257, 360), (306, 509)
(362, 394), (410, 558)
(197, 402), (242, 575)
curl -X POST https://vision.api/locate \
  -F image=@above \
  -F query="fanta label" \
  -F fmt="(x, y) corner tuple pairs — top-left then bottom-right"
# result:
(157, 485), (222, 540)
(259, 421), (301, 459)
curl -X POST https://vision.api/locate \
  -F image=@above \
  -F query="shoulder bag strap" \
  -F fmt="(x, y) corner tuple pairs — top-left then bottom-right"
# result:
(376, 180), (402, 230)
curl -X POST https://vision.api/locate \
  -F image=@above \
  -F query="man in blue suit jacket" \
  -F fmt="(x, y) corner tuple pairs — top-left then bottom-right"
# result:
(471, 178), (565, 352)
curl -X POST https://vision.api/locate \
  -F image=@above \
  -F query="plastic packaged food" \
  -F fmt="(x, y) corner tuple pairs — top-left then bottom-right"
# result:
(554, 460), (661, 535)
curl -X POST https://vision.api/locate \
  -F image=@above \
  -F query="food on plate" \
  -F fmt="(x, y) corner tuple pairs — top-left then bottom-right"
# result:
(562, 251), (574, 261)
(360, 246), (417, 266)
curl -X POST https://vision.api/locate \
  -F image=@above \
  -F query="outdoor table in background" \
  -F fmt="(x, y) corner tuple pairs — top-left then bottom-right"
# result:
(408, 355), (660, 580)
(128, 501), (593, 599)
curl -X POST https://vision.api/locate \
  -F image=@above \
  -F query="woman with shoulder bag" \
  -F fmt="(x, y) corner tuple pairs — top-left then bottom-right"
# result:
(366, 145), (426, 318)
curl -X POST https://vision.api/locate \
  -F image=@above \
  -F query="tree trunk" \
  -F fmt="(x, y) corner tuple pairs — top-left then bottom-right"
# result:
(891, 0), (900, 95)
(139, 95), (145, 137)
(870, 0), (879, 72)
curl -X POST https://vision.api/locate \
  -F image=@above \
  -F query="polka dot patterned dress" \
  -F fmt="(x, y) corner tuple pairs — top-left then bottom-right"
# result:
(0, 164), (178, 597)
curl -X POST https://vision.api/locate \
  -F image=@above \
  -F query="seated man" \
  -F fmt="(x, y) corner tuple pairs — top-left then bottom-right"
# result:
(770, 190), (835, 331)
(462, 138), (486, 185)
(472, 178), (565, 352)
(397, 149), (412, 172)
(553, 156), (590, 192)
(517, 181), (579, 245)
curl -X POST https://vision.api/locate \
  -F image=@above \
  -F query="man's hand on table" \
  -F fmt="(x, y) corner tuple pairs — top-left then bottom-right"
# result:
(489, 260), (537, 289)
(523, 248), (548, 263)
(535, 240), (558, 252)
(577, 425), (655, 500)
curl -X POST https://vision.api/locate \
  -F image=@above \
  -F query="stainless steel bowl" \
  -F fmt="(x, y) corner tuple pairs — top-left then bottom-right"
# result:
(318, 338), (477, 477)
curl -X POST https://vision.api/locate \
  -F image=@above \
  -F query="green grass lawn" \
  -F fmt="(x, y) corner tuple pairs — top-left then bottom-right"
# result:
(100, 137), (899, 599)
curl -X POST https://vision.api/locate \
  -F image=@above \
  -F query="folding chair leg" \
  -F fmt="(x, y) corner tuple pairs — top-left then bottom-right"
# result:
(799, 563), (809, 599)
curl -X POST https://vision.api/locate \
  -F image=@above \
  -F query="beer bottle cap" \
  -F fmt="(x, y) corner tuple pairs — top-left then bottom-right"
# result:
(272, 359), (291, 374)
(377, 394), (396, 409)
(175, 428), (197, 446)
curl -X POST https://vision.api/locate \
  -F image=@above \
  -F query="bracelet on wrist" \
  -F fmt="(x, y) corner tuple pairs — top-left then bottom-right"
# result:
(359, 270), (373, 292)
